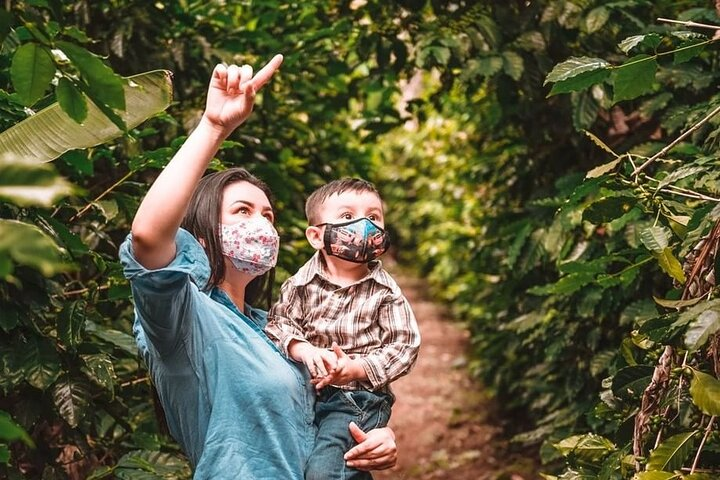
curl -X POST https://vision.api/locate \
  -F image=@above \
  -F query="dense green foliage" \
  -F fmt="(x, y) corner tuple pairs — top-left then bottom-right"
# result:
(2, 0), (720, 479)
(378, 0), (720, 477)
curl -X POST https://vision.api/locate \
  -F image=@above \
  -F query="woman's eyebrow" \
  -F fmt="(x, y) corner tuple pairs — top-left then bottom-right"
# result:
(230, 200), (273, 212)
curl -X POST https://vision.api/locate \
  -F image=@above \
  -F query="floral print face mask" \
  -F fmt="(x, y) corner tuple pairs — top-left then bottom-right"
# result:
(316, 217), (390, 263)
(220, 217), (279, 276)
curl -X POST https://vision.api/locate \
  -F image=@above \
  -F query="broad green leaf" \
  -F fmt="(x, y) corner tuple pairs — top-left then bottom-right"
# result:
(10, 43), (56, 106)
(0, 70), (173, 163)
(81, 354), (116, 398)
(20, 336), (61, 390)
(633, 472), (680, 480)
(52, 376), (91, 428)
(56, 41), (125, 111)
(584, 130), (619, 158)
(612, 55), (658, 103)
(583, 196), (636, 224)
(684, 309), (720, 350)
(674, 40), (705, 65)
(652, 296), (702, 309)
(654, 166), (705, 191)
(0, 9), (13, 45)
(57, 300), (86, 351)
(0, 445), (8, 464)
(646, 431), (696, 472)
(611, 365), (654, 398)
(618, 34), (662, 54)
(554, 434), (615, 461)
(545, 57), (611, 96)
(586, 158), (621, 179)
(654, 248), (686, 283)
(502, 51), (524, 81)
(572, 91), (600, 131)
(639, 226), (671, 253)
(0, 219), (70, 277)
(689, 370), (720, 415)
(114, 450), (191, 479)
(638, 315), (681, 344)
(585, 7), (609, 33)
(85, 321), (137, 356)
(0, 157), (73, 206)
(0, 410), (34, 447)
(527, 271), (595, 296)
(56, 77), (88, 123)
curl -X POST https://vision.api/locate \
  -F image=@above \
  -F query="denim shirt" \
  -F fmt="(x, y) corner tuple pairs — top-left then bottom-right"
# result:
(119, 229), (316, 480)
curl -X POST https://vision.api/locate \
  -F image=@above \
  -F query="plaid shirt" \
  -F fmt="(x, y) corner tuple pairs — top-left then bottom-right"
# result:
(266, 252), (420, 391)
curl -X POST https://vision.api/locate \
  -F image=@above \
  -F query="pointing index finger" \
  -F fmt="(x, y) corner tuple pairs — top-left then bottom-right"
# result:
(250, 54), (283, 91)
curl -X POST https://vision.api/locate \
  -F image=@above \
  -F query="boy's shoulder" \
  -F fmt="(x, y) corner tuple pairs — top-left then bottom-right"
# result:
(283, 253), (323, 288)
(368, 262), (403, 296)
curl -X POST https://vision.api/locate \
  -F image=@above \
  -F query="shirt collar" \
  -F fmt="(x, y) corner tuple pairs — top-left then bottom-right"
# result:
(293, 251), (392, 289)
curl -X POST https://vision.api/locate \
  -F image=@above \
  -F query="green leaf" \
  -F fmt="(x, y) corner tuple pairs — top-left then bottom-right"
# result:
(646, 431), (697, 472)
(502, 51), (524, 81)
(652, 296), (703, 309)
(527, 271), (595, 296)
(10, 43), (56, 106)
(586, 158), (621, 178)
(0, 70), (173, 163)
(0, 9), (13, 45)
(0, 157), (73, 206)
(56, 41), (125, 110)
(0, 410), (34, 447)
(674, 40), (705, 65)
(612, 55), (658, 103)
(611, 365), (654, 399)
(618, 34), (662, 54)
(689, 370), (720, 415)
(639, 226), (671, 253)
(684, 308), (720, 351)
(654, 248), (686, 283)
(584, 130), (619, 158)
(81, 354), (116, 398)
(545, 57), (611, 96)
(0, 219), (71, 277)
(585, 7), (609, 34)
(554, 434), (615, 461)
(583, 196), (637, 224)
(51, 376), (91, 428)
(57, 300), (86, 351)
(85, 321), (137, 356)
(20, 336), (61, 390)
(633, 472), (680, 480)
(114, 450), (191, 479)
(56, 77), (88, 123)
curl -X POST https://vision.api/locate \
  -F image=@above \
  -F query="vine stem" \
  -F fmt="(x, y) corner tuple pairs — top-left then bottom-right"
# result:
(69, 171), (133, 222)
(658, 17), (720, 30)
(632, 103), (720, 176)
(691, 415), (716, 473)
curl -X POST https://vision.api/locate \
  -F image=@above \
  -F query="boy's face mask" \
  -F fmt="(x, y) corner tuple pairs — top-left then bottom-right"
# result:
(315, 217), (390, 264)
(220, 217), (279, 276)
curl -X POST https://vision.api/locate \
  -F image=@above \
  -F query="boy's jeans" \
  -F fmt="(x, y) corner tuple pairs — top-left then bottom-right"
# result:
(305, 386), (394, 480)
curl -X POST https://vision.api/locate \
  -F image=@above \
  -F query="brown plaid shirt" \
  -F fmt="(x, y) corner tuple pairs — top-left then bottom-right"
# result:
(266, 252), (420, 391)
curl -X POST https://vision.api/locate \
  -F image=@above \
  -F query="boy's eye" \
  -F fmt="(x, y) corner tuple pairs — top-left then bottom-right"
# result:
(368, 214), (378, 221)
(341, 213), (353, 220)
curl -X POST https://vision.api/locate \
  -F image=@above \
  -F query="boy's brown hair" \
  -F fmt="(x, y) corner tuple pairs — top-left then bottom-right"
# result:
(305, 178), (381, 225)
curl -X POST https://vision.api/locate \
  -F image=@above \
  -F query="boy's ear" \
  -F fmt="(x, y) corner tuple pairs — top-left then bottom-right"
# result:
(305, 226), (324, 250)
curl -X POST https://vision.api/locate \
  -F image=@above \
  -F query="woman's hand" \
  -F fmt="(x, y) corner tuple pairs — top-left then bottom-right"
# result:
(344, 423), (397, 471)
(202, 54), (283, 135)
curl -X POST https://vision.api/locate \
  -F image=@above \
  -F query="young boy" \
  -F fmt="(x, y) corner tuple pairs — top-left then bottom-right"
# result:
(265, 178), (421, 480)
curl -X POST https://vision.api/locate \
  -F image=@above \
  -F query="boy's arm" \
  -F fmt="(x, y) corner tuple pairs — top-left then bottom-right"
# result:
(357, 292), (420, 389)
(265, 282), (309, 357)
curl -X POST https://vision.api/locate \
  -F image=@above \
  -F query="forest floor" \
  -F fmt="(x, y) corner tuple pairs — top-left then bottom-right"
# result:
(374, 271), (541, 480)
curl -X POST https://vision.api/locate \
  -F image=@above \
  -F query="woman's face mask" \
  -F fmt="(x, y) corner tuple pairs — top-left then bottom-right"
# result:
(316, 217), (390, 263)
(220, 217), (279, 276)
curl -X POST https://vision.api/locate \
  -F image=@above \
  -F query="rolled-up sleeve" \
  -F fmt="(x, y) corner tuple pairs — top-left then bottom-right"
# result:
(119, 229), (210, 356)
(359, 292), (420, 389)
(265, 281), (309, 357)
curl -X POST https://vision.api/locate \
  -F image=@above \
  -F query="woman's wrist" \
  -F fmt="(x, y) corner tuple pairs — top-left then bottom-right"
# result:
(196, 114), (233, 143)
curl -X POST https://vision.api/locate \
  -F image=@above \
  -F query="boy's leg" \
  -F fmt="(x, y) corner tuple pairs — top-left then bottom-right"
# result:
(305, 387), (393, 480)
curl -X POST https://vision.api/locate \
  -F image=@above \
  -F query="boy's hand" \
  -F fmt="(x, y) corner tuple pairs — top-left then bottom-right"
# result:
(289, 341), (338, 378)
(312, 343), (367, 389)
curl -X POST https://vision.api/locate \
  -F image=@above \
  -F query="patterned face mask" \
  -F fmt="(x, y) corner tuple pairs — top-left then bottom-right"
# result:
(316, 217), (390, 264)
(220, 217), (279, 276)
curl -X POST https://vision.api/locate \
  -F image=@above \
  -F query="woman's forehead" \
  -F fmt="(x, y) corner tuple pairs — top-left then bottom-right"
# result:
(222, 181), (272, 208)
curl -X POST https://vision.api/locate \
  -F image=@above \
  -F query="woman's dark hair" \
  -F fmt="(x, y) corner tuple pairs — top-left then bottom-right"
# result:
(180, 167), (276, 309)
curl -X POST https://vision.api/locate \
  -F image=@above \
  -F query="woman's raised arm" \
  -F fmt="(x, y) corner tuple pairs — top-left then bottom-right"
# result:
(131, 55), (283, 269)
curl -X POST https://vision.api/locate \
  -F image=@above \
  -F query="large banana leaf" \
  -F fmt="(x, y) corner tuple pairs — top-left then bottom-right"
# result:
(0, 70), (173, 163)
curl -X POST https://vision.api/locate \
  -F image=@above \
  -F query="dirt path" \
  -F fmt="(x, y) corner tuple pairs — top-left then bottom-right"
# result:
(375, 272), (539, 480)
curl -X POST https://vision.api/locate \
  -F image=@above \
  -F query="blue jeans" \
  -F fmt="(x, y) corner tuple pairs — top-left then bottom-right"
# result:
(305, 387), (394, 480)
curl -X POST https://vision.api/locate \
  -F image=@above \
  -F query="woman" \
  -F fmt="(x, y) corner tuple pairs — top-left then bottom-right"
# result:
(119, 55), (397, 479)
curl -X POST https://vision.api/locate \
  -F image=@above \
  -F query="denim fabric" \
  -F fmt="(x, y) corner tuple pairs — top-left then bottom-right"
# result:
(305, 387), (394, 480)
(119, 229), (316, 480)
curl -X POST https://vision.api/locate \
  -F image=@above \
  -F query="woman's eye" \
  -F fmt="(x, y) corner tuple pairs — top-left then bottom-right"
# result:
(238, 207), (250, 215)
(264, 214), (274, 222)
